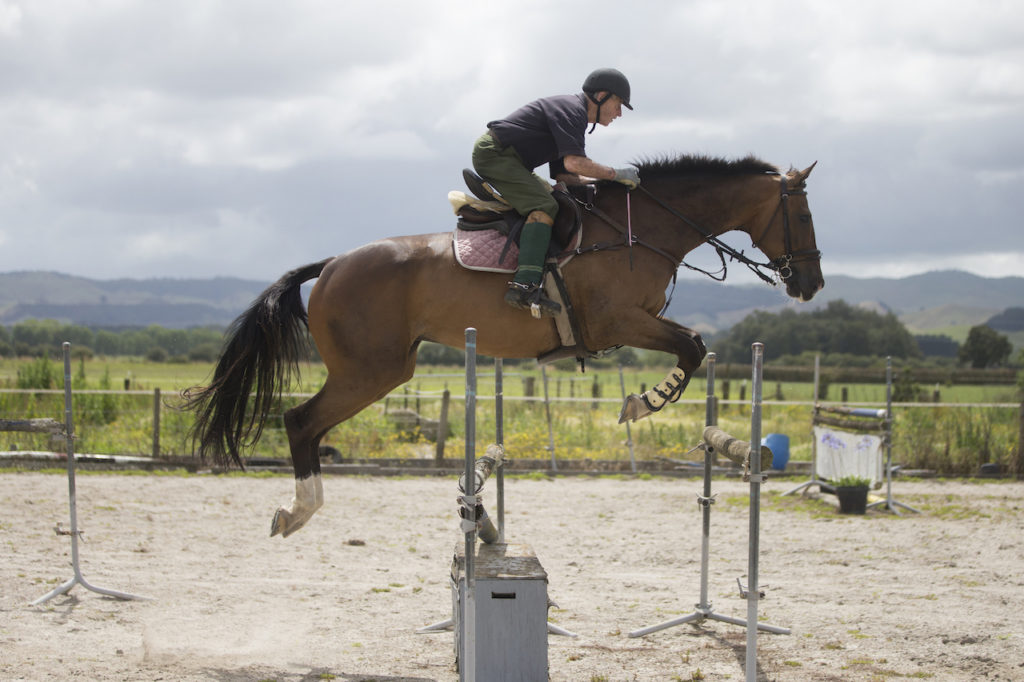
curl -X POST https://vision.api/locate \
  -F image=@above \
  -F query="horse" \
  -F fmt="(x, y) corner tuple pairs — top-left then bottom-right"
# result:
(185, 154), (823, 538)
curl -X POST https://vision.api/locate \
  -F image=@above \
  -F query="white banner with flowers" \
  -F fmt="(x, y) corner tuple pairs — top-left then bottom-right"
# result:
(813, 426), (884, 486)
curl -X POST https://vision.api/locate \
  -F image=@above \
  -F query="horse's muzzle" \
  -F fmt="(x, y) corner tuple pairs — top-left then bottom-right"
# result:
(786, 265), (824, 302)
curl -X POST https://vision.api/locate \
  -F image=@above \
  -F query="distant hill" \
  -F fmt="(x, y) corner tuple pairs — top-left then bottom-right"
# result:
(900, 304), (999, 332)
(1, 269), (1022, 341)
(666, 270), (1024, 340)
(0, 271), (269, 329)
(987, 307), (1024, 332)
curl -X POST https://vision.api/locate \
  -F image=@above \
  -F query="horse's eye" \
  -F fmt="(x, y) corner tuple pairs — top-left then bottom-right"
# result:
(800, 214), (812, 224)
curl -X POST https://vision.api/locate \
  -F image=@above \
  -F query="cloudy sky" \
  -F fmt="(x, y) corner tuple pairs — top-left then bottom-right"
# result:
(1, 0), (1021, 285)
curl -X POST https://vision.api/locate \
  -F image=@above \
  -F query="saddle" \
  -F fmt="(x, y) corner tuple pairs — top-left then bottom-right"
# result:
(450, 171), (601, 370)
(455, 169), (583, 258)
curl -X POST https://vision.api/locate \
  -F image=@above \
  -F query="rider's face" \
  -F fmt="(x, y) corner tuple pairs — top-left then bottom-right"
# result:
(597, 94), (624, 126)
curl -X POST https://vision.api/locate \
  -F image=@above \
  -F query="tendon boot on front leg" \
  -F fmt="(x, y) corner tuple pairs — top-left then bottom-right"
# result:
(270, 474), (324, 538)
(619, 367), (689, 423)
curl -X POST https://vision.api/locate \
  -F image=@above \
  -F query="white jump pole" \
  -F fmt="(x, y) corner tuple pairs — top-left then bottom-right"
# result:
(495, 357), (505, 543)
(461, 328), (478, 680)
(31, 342), (150, 606)
(745, 342), (766, 680)
(867, 356), (920, 515)
(782, 353), (826, 496)
(630, 343), (787, 682)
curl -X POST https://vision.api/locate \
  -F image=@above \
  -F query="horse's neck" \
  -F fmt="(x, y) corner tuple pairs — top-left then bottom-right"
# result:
(581, 174), (778, 265)
(641, 175), (772, 257)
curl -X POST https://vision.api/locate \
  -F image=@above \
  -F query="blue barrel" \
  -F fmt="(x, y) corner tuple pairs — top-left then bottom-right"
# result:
(762, 433), (790, 471)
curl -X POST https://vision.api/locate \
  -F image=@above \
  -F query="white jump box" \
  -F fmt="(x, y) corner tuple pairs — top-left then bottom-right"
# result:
(451, 542), (549, 681)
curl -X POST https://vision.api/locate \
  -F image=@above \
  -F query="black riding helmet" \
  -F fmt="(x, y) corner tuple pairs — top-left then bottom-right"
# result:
(582, 68), (632, 133)
(582, 68), (633, 110)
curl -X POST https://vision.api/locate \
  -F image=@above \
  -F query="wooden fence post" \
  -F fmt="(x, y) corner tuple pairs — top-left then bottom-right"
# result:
(1016, 401), (1023, 480)
(152, 388), (161, 458)
(435, 388), (450, 465)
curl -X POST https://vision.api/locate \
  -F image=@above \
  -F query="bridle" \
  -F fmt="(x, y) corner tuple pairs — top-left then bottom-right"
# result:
(749, 175), (821, 283)
(580, 172), (819, 287)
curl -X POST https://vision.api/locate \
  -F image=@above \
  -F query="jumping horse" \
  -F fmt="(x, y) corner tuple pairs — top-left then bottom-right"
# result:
(185, 154), (823, 538)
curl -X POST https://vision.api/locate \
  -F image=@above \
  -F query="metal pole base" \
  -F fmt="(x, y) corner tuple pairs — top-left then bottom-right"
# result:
(416, 617), (454, 634)
(629, 604), (790, 638)
(781, 477), (824, 497)
(866, 497), (921, 515)
(547, 621), (578, 638)
(32, 571), (150, 606)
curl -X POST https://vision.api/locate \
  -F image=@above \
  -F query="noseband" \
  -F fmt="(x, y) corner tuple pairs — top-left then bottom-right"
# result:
(752, 176), (821, 282)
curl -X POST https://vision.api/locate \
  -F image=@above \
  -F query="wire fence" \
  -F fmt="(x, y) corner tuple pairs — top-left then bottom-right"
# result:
(2, 374), (1021, 475)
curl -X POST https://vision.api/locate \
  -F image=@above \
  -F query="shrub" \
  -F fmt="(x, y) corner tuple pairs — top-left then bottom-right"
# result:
(16, 356), (57, 389)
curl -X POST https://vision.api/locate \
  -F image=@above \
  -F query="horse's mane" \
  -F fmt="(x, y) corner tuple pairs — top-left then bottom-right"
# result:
(632, 154), (779, 179)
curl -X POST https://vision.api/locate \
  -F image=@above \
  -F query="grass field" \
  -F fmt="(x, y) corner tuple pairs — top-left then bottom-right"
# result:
(1, 356), (1021, 475)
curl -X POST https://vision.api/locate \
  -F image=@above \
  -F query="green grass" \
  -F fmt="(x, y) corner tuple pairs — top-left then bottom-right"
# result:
(1, 357), (1019, 474)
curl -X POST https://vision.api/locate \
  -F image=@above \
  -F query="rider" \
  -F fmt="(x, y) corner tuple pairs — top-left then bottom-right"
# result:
(472, 68), (641, 317)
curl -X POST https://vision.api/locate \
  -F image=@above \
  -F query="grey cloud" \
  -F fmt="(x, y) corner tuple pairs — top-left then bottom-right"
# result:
(0, 0), (1021, 281)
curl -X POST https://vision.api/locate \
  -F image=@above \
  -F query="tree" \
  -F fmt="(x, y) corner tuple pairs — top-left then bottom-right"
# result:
(958, 325), (1012, 368)
(710, 299), (922, 363)
(915, 334), (959, 358)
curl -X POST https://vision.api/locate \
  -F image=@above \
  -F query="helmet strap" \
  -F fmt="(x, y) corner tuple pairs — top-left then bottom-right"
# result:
(587, 92), (610, 134)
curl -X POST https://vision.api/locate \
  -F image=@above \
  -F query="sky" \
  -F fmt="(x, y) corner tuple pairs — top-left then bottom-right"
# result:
(1, 0), (1022, 285)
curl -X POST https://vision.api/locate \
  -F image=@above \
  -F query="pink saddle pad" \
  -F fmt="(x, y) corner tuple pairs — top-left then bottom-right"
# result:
(452, 227), (581, 274)
(453, 228), (518, 273)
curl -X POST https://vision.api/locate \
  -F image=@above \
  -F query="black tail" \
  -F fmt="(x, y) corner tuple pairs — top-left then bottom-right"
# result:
(184, 258), (332, 467)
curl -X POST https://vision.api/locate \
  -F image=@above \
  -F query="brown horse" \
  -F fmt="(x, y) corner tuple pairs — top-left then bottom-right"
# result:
(186, 154), (823, 538)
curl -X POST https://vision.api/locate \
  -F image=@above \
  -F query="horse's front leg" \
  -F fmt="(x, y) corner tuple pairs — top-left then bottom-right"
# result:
(617, 317), (706, 423)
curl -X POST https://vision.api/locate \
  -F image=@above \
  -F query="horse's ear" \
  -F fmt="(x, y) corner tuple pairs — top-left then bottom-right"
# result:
(793, 161), (818, 184)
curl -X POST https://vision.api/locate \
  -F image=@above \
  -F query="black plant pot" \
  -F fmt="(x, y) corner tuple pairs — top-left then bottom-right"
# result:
(836, 485), (869, 514)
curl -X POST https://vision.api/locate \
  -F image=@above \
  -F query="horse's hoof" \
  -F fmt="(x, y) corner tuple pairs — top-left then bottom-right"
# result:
(270, 508), (287, 537)
(618, 394), (653, 423)
(270, 507), (308, 538)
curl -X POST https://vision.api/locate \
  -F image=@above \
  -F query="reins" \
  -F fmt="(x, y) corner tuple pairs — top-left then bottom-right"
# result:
(576, 173), (818, 288)
(634, 180), (796, 286)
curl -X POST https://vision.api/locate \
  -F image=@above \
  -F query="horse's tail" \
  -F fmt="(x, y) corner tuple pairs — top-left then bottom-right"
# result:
(183, 258), (332, 468)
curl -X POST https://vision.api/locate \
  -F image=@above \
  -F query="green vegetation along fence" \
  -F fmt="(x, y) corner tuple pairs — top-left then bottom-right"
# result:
(1, 370), (1021, 476)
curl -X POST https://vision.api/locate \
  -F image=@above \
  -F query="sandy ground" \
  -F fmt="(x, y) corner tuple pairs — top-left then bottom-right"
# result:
(2, 472), (1023, 681)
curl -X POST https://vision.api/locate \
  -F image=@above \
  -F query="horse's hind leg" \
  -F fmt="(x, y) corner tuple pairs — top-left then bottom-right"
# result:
(269, 388), (330, 538)
(270, 360), (415, 538)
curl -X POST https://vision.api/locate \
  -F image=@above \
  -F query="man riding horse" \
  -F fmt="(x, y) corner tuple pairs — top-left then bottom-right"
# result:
(472, 68), (642, 317)
(186, 66), (823, 538)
